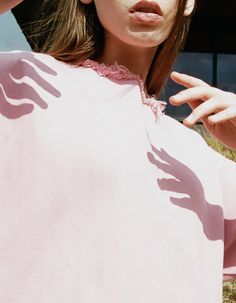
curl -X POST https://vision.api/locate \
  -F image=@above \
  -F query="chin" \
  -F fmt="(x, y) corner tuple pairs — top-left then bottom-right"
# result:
(120, 28), (167, 47)
(123, 34), (163, 48)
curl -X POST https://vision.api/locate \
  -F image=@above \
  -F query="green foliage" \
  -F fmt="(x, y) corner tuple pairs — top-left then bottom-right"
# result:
(223, 281), (236, 303)
(192, 124), (236, 162)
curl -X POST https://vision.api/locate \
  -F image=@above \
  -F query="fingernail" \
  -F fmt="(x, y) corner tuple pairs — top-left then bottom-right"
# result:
(172, 94), (181, 101)
(184, 114), (194, 122)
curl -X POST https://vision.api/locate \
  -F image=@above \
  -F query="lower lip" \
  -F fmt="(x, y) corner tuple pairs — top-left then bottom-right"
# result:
(129, 12), (164, 25)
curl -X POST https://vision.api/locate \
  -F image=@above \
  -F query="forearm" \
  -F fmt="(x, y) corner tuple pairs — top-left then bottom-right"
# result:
(0, 0), (23, 14)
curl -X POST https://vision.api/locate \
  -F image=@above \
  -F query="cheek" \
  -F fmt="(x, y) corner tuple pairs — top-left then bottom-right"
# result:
(94, 1), (126, 31)
(147, 0), (178, 43)
(6, 0), (23, 10)
(0, 0), (22, 14)
(159, 0), (179, 26)
(160, 0), (179, 13)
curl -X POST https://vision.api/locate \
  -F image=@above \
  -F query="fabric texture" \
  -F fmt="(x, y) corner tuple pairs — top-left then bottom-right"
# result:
(0, 50), (236, 303)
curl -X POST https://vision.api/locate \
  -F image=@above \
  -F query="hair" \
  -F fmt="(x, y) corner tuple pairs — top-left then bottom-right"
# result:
(29, 0), (195, 97)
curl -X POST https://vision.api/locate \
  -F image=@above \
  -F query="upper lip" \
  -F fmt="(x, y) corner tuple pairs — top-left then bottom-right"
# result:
(129, 1), (163, 15)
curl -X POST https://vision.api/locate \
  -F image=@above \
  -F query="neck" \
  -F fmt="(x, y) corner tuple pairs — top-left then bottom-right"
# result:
(97, 33), (157, 83)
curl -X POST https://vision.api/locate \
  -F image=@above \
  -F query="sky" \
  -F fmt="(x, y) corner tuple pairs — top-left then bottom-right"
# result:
(0, 11), (30, 51)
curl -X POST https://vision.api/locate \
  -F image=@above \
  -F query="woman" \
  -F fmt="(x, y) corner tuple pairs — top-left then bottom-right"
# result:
(0, 0), (235, 302)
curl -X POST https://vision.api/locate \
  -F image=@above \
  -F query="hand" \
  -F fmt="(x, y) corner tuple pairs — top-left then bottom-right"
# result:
(0, 51), (61, 119)
(169, 72), (236, 150)
(0, 0), (23, 14)
(147, 146), (223, 241)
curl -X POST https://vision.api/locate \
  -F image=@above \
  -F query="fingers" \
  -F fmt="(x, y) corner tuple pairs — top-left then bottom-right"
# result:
(170, 86), (221, 105)
(147, 151), (174, 175)
(24, 53), (58, 76)
(208, 106), (236, 124)
(180, 98), (236, 127)
(182, 98), (222, 126)
(169, 81), (236, 126)
(11, 61), (61, 98)
(0, 87), (34, 119)
(171, 71), (210, 88)
(157, 178), (182, 192)
(5, 82), (49, 109)
(170, 72), (236, 146)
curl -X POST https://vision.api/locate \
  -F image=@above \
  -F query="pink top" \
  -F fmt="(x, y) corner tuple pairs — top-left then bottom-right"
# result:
(0, 50), (236, 303)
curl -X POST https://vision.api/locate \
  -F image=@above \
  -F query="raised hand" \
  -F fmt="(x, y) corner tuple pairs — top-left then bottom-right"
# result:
(0, 51), (61, 119)
(169, 72), (236, 150)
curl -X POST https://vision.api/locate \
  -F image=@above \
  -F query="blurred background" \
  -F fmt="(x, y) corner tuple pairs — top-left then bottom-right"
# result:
(0, 0), (235, 120)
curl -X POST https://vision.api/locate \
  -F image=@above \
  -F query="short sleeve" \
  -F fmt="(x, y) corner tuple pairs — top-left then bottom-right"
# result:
(209, 148), (236, 281)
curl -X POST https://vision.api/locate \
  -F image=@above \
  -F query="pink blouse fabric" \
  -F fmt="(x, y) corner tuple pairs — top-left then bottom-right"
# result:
(0, 50), (236, 302)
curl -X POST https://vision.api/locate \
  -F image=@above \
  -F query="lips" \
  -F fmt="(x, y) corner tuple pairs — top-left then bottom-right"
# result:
(129, 1), (163, 16)
(129, 1), (164, 25)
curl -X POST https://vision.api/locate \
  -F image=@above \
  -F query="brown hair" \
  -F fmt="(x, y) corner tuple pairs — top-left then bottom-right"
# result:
(30, 0), (194, 97)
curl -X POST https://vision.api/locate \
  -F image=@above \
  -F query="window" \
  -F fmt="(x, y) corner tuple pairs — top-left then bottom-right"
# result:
(217, 54), (236, 93)
(164, 52), (236, 121)
(164, 52), (213, 120)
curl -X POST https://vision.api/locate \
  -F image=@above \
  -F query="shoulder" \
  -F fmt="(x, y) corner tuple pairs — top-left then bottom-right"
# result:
(0, 50), (57, 65)
(160, 114), (236, 171)
(158, 114), (230, 171)
(0, 51), (65, 120)
(0, 51), (102, 121)
(0, 50), (63, 75)
(160, 114), (208, 148)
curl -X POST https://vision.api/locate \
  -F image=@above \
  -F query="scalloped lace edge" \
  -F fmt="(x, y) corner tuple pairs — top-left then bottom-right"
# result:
(79, 59), (166, 120)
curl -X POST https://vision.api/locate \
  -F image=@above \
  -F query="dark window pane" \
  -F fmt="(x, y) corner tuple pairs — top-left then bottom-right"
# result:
(163, 52), (213, 121)
(217, 54), (236, 93)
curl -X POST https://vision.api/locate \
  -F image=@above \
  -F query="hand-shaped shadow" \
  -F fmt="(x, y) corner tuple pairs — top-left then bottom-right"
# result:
(147, 144), (224, 241)
(0, 52), (61, 119)
(224, 218), (236, 268)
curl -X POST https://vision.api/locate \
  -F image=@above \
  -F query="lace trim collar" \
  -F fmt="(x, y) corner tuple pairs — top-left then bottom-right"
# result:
(79, 59), (166, 120)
